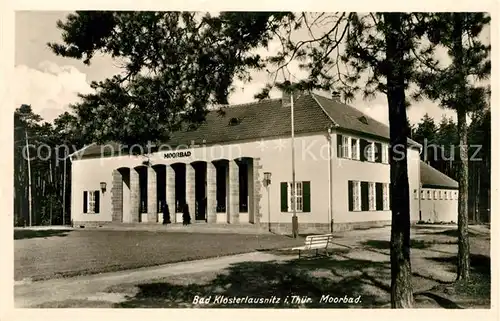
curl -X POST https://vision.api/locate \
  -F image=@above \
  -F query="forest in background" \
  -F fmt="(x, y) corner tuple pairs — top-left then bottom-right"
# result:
(14, 104), (83, 226)
(410, 109), (491, 223)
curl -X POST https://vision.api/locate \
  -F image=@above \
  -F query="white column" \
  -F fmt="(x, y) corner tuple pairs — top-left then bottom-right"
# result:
(147, 166), (157, 223)
(207, 162), (217, 223)
(186, 164), (196, 222)
(130, 169), (140, 223)
(166, 165), (176, 223)
(228, 160), (240, 223)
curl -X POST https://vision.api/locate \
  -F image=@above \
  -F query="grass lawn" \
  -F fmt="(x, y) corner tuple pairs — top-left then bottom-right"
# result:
(14, 229), (303, 281)
(15, 225), (491, 309)
(103, 225), (490, 309)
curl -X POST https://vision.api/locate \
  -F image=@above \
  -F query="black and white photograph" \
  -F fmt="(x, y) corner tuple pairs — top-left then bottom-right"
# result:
(3, 4), (496, 315)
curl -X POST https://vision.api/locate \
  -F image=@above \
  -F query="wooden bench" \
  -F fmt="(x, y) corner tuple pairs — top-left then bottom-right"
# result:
(292, 234), (334, 258)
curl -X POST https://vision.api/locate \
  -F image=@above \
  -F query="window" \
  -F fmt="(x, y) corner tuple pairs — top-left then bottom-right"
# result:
(413, 189), (418, 200)
(434, 190), (438, 200)
(281, 181), (310, 212)
(421, 190), (425, 200)
(337, 134), (365, 160)
(342, 136), (350, 158)
(366, 142), (375, 162)
(382, 143), (389, 164)
(290, 182), (303, 212)
(427, 190), (431, 200)
(454, 191), (458, 200)
(83, 190), (100, 214)
(383, 183), (390, 210)
(353, 181), (361, 211)
(348, 180), (361, 211)
(444, 191), (448, 200)
(350, 181), (389, 212)
(89, 191), (96, 213)
(439, 191), (443, 200)
(351, 138), (360, 160)
(368, 182), (376, 210)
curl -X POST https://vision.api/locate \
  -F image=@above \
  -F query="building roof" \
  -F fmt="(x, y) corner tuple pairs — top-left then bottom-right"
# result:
(420, 160), (459, 190)
(73, 92), (420, 158)
(312, 94), (391, 139)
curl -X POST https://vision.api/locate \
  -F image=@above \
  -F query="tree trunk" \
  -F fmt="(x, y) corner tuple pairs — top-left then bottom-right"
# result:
(476, 167), (480, 224)
(457, 109), (470, 281)
(452, 13), (471, 282)
(384, 13), (414, 308)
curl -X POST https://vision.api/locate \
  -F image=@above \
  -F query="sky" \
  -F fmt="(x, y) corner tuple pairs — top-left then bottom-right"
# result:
(14, 11), (490, 126)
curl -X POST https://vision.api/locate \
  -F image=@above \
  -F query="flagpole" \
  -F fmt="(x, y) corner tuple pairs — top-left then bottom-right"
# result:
(291, 92), (298, 238)
(25, 131), (33, 227)
(62, 152), (67, 226)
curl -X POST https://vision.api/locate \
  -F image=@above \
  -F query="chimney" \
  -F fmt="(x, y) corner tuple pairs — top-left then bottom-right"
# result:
(331, 91), (341, 100)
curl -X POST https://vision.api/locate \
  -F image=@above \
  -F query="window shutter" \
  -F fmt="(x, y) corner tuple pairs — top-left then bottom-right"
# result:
(375, 142), (382, 163)
(360, 140), (367, 161)
(388, 183), (392, 210)
(348, 181), (353, 211)
(376, 183), (383, 210)
(83, 191), (88, 213)
(337, 134), (343, 157)
(280, 182), (288, 212)
(302, 181), (311, 212)
(361, 182), (369, 211)
(94, 191), (100, 214)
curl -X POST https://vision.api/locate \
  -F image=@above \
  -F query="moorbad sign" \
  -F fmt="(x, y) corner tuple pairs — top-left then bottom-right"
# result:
(163, 151), (192, 159)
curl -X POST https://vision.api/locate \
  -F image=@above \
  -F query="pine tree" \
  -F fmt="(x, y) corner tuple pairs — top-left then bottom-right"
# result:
(48, 11), (286, 148)
(415, 13), (490, 281)
(259, 12), (435, 308)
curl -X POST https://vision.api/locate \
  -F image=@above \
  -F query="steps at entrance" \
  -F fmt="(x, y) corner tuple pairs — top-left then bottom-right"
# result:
(74, 222), (270, 234)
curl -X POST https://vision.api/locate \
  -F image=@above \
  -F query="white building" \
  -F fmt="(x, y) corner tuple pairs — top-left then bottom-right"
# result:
(417, 161), (459, 223)
(70, 91), (430, 234)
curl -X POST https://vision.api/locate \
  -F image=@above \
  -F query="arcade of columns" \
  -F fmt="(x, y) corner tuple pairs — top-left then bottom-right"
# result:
(110, 158), (263, 224)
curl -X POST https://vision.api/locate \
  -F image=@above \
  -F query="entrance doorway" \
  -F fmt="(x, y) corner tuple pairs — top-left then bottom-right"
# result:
(192, 161), (207, 221)
(171, 163), (186, 213)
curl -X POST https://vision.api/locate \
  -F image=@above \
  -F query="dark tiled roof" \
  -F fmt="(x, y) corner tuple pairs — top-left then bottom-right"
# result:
(312, 94), (390, 139)
(73, 92), (419, 158)
(420, 161), (459, 189)
(166, 94), (333, 146)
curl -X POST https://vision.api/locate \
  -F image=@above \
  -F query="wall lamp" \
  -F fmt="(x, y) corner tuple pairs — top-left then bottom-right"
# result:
(263, 172), (272, 187)
(100, 181), (107, 194)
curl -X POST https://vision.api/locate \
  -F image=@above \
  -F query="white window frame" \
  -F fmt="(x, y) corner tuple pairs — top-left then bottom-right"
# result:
(434, 190), (438, 200)
(351, 138), (360, 160)
(342, 136), (350, 158)
(427, 190), (432, 200)
(347, 137), (352, 159)
(368, 182), (376, 211)
(413, 189), (418, 200)
(288, 181), (303, 212)
(439, 191), (443, 200)
(454, 191), (458, 200)
(383, 183), (390, 210)
(352, 180), (361, 211)
(381, 143), (389, 164)
(444, 191), (448, 200)
(87, 190), (96, 214)
(366, 142), (376, 162)
(421, 189), (425, 200)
